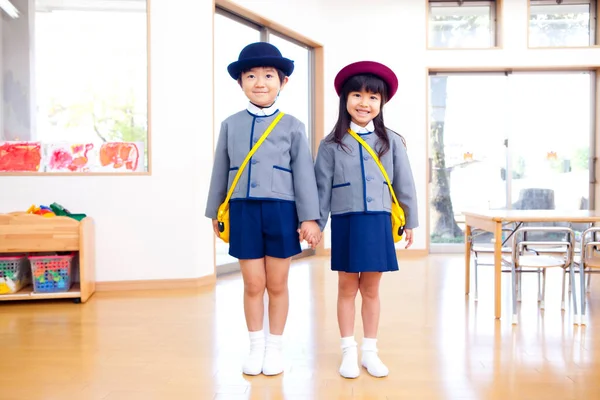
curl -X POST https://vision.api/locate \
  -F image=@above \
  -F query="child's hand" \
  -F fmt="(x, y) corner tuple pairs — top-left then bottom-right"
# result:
(212, 219), (220, 238)
(298, 221), (322, 249)
(404, 229), (413, 249)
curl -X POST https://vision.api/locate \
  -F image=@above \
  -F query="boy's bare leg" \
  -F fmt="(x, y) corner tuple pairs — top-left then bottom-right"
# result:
(262, 255), (292, 375)
(239, 258), (267, 375)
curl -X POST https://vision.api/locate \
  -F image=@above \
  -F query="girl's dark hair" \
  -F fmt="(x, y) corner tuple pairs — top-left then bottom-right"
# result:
(328, 74), (391, 157)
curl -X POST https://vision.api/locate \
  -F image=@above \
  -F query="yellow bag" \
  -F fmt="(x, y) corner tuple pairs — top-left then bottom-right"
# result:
(216, 113), (285, 242)
(347, 128), (406, 243)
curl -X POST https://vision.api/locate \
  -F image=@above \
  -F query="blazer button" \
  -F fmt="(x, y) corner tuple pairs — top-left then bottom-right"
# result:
(363, 156), (369, 161)
(251, 159), (259, 165)
(366, 196), (373, 203)
(251, 181), (259, 188)
(366, 176), (373, 181)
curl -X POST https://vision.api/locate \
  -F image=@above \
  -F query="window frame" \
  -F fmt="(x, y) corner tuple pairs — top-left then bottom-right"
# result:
(427, 0), (499, 49)
(529, 0), (598, 47)
(215, 6), (316, 154)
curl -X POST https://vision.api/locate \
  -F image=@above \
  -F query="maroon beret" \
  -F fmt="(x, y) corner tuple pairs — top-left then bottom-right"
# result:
(334, 61), (398, 100)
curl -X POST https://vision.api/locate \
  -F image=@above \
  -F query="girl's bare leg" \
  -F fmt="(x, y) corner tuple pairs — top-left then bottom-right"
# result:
(358, 272), (388, 377)
(337, 272), (360, 378)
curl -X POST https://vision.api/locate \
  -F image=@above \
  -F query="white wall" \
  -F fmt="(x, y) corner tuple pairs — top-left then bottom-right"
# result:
(0, 0), (215, 282)
(2, 0), (599, 282)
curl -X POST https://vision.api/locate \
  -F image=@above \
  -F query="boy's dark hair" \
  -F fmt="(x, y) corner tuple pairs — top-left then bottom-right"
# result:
(328, 74), (403, 158)
(237, 66), (286, 85)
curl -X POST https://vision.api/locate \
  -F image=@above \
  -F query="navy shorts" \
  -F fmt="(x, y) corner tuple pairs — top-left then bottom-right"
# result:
(229, 200), (301, 260)
(331, 212), (398, 273)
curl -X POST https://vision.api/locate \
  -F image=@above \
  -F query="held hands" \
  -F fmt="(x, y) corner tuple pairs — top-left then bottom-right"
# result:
(212, 219), (220, 237)
(298, 220), (322, 249)
(404, 229), (413, 249)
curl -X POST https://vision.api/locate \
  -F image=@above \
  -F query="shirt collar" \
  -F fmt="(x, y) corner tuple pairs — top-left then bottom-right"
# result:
(350, 120), (375, 134)
(247, 101), (279, 117)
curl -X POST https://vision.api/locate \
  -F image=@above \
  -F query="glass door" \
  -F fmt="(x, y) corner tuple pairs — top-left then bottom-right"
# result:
(428, 73), (509, 251)
(507, 72), (593, 213)
(428, 71), (595, 253)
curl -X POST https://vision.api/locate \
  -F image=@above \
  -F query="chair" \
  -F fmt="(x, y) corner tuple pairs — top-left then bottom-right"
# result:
(509, 226), (577, 325)
(577, 227), (600, 325)
(470, 224), (542, 303)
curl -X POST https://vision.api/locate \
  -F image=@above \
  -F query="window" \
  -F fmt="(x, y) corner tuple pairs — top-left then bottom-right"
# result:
(428, 71), (595, 250)
(529, 0), (597, 47)
(1, 0), (149, 173)
(213, 7), (317, 271)
(428, 1), (498, 48)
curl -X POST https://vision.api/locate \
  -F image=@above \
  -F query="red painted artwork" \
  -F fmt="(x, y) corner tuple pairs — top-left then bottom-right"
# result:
(48, 143), (94, 172)
(0, 142), (42, 172)
(99, 142), (140, 171)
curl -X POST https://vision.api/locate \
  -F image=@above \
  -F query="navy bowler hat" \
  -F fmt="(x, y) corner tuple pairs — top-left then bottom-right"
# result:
(334, 61), (399, 100)
(227, 42), (295, 80)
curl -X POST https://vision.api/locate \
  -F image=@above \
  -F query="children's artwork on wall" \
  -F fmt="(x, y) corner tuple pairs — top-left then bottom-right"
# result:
(0, 142), (42, 172)
(46, 143), (94, 172)
(0, 141), (144, 173)
(98, 142), (143, 172)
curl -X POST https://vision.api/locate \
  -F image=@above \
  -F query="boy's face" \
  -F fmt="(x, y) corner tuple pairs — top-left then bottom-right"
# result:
(240, 67), (288, 107)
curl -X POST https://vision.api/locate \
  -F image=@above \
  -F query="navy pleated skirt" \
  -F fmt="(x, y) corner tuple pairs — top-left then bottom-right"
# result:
(229, 199), (301, 260)
(331, 213), (398, 273)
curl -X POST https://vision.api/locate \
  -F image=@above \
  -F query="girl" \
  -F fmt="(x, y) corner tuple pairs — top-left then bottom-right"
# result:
(205, 42), (322, 376)
(314, 61), (418, 378)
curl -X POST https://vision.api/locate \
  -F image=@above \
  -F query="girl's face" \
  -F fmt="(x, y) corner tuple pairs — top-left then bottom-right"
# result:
(346, 89), (381, 127)
(240, 67), (288, 107)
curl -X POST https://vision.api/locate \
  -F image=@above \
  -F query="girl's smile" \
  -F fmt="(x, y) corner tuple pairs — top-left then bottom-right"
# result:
(346, 90), (381, 127)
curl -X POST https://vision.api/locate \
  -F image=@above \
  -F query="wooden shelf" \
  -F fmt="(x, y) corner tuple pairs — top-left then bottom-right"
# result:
(0, 283), (81, 301)
(0, 213), (95, 303)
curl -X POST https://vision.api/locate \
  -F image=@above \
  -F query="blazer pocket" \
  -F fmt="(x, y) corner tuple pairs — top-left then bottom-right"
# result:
(382, 181), (392, 210)
(331, 182), (352, 213)
(228, 167), (240, 194)
(271, 165), (294, 196)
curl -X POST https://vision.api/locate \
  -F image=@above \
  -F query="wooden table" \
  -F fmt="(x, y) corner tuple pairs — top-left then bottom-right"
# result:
(463, 210), (600, 319)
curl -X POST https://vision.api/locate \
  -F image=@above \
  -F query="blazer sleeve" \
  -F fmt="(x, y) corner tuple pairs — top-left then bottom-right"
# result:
(314, 140), (334, 231)
(290, 120), (321, 222)
(205, 121), (230, 219)
(391, 133), (419, 229)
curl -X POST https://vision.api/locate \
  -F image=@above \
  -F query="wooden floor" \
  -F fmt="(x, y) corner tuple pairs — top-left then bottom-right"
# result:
(1, 254), (599, 400)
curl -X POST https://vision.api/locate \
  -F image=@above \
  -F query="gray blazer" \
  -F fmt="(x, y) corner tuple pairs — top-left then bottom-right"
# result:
(314, 128), (418, 231)
(205, 110), (320, 223)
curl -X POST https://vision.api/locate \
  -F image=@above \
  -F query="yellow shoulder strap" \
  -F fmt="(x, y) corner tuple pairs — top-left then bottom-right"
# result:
(347, 128), (400, 207)
(223, 112), (285, 206)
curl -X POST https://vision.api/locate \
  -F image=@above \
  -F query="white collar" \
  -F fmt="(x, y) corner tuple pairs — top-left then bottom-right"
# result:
(350, 120), (374, 134)
(247, 101), (279, 117)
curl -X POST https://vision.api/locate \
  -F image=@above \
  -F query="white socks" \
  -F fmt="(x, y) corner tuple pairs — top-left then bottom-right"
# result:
(339, 337), (388, 378)
(262, 333), (284, 376)
(242, 330), (284, 376)
(361, 338), (389, 377)
(242, 330), (265, 376)
(339, 336), (360, 378)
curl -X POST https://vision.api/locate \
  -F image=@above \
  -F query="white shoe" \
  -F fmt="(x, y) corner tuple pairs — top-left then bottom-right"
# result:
(361, 338), (388, 378)
(262, 347), (284, 375)
(339, 343), (360, 378)
(243, 330), (265, 375)
(262, 333), (284, 376)
(242, 349), (264, 375)
(361, 351), (389, 377)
